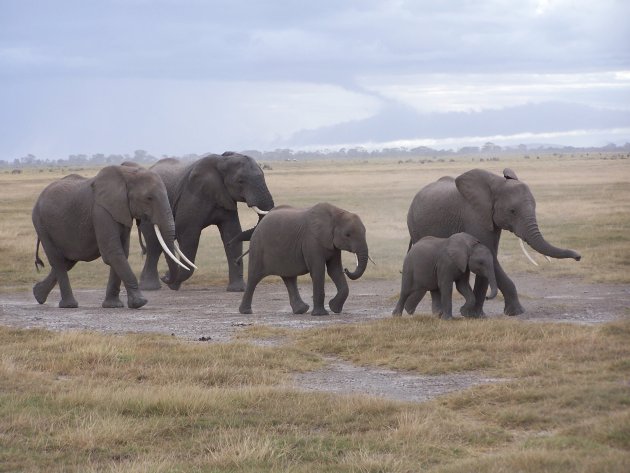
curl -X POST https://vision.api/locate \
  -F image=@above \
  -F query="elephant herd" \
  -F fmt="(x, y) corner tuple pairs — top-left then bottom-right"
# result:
(31, 153), (581, 319)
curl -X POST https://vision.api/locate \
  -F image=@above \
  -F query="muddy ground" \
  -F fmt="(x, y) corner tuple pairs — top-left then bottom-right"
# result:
(1, 274), (629, 402)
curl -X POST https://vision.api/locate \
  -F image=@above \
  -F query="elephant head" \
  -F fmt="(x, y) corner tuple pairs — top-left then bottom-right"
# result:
(455, 168), (581, 262)
(447, 233), (498, 300)
(311, 203), (369, 280)
(92, 165), (190, 282)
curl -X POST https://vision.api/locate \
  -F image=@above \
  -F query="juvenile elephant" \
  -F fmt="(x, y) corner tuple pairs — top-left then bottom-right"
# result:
(392, 233), (498, 319)
(139, 152), (274, 292)
(32, 165), (191, 308)
(407, 168), (581, 316)
(239, 203), (369, 316)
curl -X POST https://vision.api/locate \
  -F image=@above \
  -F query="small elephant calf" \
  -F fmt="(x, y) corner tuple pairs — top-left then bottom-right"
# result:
(239, 203), (370, 316)
(392, 232), (498, 319)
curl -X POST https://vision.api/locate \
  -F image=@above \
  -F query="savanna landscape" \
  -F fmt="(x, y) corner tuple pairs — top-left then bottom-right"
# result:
(1, 153), (629, 472)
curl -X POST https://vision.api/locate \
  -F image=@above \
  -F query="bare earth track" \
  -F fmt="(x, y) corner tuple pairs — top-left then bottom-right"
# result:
(1, 274), (629, 402)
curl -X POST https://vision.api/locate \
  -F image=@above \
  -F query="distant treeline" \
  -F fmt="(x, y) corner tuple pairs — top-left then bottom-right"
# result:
(3, 142), (630, 168)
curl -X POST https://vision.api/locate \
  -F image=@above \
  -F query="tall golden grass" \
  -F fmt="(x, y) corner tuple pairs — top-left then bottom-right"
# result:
(1, 154), (629, 291)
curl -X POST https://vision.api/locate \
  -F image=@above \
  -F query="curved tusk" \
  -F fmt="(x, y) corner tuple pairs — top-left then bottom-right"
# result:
(519, 238), (539, 267)
(174, 241), (198, 270)
(544, 255), (552, 262)
(154, 224), (190, 271)
(251, 206), (269, 215)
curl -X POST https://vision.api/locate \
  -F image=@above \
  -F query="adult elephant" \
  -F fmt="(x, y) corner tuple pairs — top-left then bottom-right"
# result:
(139, 151), (274, 292)
(32, 165), (189, 308)
(407, 168), (581, 316)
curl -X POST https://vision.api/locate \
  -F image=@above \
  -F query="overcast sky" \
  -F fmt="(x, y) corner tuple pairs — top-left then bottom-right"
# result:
(1, 0), (629, 158)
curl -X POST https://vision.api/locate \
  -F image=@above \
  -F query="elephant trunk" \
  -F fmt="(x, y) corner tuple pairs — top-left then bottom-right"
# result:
(518, 218), (581, 261)
(247, 179), (275, 213)
(344, 244), (369, 280)
(153, 210), (182, 286)
(486, 270), (498, 300)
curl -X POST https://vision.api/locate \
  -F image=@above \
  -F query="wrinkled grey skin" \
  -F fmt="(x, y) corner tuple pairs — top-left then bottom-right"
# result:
(407, 168), (581, 316)
(139, 152), (274, 292)
(239, 203), (369, 316)
(393, 233), (498, 319)
(32, 165), (179, 309)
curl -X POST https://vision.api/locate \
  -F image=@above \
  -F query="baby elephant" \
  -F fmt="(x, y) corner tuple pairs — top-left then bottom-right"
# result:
(239, 203), (369, 316)
(393, 233), (498, 319)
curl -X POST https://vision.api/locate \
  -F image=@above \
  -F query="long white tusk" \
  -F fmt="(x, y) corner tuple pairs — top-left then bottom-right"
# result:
(251, 206), (269, 215)
(544, 256), (552, 262)
(519, 238), (539, 267)
(174, 241), (198, 270)
(154, 224), (190, 271)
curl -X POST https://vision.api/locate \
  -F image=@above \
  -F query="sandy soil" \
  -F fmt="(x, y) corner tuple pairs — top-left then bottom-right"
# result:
(1, 274), (628, 402)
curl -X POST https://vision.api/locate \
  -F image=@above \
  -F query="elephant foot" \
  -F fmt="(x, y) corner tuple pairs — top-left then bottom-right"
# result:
(227, 280), (246, 292)
(504, 302), (525, 316)
(33, 283), (49, 304)
(239, 304), (252, 315)
(59, 298), (78, 309)
(292, 302), (310, 314)
(460, 305), (485, 318)
(328, 297), (346, 314)
(127, 295), (148, 309)
(440, 313), (454, 320)
(102, 297), (124, 308)
(161, 276), (182, 291)
(392, 310), (403, 317)
(311, 307), (329, 316)
(139, 278), (162, 291)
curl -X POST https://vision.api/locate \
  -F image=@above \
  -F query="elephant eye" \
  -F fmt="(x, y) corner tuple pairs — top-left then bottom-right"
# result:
(510, 208), (516, 215)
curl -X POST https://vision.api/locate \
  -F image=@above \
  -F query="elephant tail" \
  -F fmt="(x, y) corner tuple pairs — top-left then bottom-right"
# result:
(234, 249), (250, 265)
(34, 238), (45, 272)
(136, 219), (147, 255)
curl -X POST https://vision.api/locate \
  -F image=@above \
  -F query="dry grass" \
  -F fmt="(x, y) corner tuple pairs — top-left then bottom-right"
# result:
(2, 154), (629, 293)
(2, 318), (630, 472)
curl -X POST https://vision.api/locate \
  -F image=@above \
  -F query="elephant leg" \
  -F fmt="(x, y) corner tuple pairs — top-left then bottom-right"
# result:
(219, 215), (246, 292)
(403, 289), (426, 315)
(469, 275), (488, 317)
(456, 275), (478, 317)
(103, 232), (131, 308)
(430, 289), (443, 316)
(36, 236), (78, 308)
(102, 266), (124, 308)
(139, 220), (163, 291)
(393, 269), (415, 316)
(239, 272), (264, 315)
(494, 260), (524, 316)
(33, 270), (57, 304)
(162, 225), (201, 290)
(326, 253), (349, 314)
(309, 260), (328, 316)
(439, 282), (454, 320)
(282, 276), (309, 314)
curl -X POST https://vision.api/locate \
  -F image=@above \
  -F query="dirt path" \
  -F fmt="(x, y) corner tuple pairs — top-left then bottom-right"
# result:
(1, 274), (628, 402)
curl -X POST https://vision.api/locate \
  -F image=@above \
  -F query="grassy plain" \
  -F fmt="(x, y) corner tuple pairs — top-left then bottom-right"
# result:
(1, 154), (630, 471)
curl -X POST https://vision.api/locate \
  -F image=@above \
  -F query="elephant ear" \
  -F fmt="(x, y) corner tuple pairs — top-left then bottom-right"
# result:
(503, 168), (518, 180)
(455, 169), (501, 232)
(446, 233), (476, 273)
(183, 156), (237, 212)
(92, 166), (133, 227)
(309, 203), (335, 250)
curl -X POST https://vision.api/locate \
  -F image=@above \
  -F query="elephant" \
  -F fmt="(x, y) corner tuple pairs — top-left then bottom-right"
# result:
(239, 203), (370, 316)
(138, 151), (275, 292)
(32, 165), (191, 309)
(392, 233), (498, 319)
(407, 168), (581, 316)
